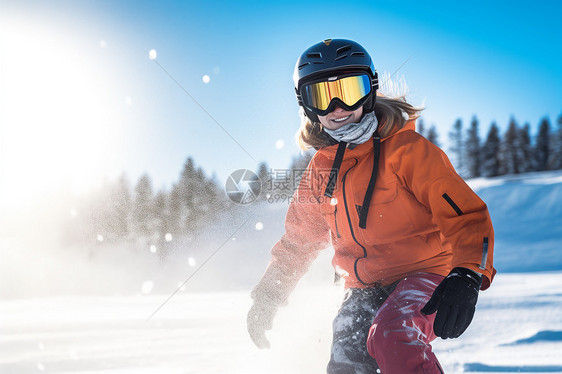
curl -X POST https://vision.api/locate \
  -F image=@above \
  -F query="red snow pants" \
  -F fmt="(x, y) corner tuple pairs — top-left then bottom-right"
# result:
(367, 273), (445, 374)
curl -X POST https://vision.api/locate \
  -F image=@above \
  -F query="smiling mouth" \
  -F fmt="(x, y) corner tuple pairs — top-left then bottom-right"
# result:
(332, 115), (351, 123)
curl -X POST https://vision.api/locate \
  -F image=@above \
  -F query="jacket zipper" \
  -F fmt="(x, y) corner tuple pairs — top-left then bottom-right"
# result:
(479, 237), (489, 270)
(442, 193), (464, 216)
(334, 205), (341, 238)
(341, 158), (377, 287)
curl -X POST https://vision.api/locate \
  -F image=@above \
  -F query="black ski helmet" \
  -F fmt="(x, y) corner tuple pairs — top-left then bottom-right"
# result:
(293, 39), (379, 122)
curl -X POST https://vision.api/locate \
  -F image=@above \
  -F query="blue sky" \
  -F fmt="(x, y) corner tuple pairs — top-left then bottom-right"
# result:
(1, 0), (561, 200)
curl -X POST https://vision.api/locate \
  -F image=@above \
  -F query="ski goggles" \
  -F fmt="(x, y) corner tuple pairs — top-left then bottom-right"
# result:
(300, 74), (373, 116)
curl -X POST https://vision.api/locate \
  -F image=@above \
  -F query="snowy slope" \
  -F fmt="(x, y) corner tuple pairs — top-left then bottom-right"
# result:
(1, 272), (561, 374)
(1, 170), (562, 373)
(468, 170), (562, 272)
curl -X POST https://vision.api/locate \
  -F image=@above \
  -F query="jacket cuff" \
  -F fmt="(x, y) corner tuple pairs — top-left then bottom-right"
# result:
(455, 263), (495, 290)
(251, 262), (299, 306)
(449, 267), (483, 289)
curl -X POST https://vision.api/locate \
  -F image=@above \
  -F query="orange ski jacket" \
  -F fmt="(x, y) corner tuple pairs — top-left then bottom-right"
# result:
(267, 120), (495, 295)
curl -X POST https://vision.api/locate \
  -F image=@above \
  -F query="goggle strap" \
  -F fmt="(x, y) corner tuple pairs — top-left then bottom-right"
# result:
(295, 87), (303, 106)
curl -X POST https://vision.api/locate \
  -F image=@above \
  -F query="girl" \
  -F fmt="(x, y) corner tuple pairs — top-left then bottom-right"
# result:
(247, 39), (495, 374)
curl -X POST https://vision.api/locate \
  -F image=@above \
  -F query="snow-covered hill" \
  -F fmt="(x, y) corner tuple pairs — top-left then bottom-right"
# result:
(1, 170), (561, 373)
(1, 272), (561, 374)
(468, 170), (562, 272)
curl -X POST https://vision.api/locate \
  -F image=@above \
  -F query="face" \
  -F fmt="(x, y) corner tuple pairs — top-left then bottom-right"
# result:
(318, 105), (364, 130)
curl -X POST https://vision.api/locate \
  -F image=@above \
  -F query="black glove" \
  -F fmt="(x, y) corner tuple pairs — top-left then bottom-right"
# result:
(247, 296), (278, 349)
(421, 267), (482, 339)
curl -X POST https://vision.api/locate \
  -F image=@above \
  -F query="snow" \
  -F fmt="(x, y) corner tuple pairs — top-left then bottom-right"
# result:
(187, 257), (196, 267)
(1, 170), (562, 373)
(2, 273), (561, 373)
(469, 170), (562, 272)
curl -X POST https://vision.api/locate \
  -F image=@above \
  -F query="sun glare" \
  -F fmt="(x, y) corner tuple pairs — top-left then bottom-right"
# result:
(0, 19), (124, 204)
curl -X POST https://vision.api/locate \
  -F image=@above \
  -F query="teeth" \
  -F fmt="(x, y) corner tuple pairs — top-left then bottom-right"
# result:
(333, 115), (351, 122)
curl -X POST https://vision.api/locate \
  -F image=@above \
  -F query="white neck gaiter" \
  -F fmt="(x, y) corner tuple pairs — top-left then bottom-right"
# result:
(323, 111), (378, 146)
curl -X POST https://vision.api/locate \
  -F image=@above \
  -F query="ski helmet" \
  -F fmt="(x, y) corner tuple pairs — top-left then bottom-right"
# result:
(293, 39), (379, 122)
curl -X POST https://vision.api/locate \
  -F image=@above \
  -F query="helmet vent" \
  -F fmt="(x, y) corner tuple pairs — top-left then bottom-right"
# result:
(336, 45), (352, 55)
(307, 52), (322, 59)
(351, 52), (365, 57)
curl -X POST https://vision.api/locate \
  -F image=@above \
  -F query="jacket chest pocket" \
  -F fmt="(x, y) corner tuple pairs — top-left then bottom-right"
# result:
(359, 181), (416, 244)
(320, 199), (342, 239)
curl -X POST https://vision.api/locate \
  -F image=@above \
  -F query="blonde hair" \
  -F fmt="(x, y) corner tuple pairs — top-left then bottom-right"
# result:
(296, 95), (423, 150)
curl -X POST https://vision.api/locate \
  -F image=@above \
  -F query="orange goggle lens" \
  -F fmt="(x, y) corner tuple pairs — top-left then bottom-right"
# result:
(301, 74), (372, 112)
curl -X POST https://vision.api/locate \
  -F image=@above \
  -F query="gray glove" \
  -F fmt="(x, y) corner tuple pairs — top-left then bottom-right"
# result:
(247, 263), (298, 349)
(247, 295), (278, 349)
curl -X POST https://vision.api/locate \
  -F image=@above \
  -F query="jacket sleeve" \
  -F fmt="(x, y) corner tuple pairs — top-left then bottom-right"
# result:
(392, 131), (496, 290)
(251, 159), (332, 305)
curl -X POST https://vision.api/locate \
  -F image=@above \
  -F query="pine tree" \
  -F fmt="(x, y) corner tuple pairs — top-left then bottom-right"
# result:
(465, 116), (482, 178)
(448, 119), (466, 177)
(195, 167), (208, 213)
(176, 157), (224, 238)
(63, 176), (132, 246)
(107, 173), (132, 241)
(535, 117), (551, 171)
(427, 125), (441, 148)
(194, 166), (216, 227)
(153, 189), (171, 259)
(519, 123), (533, 173)
(499, 118), (521, 175)
(203, 173), (228, 216)
(132, 173), (155, 239)
(548, 113), (562, 170)
(417, 118), (426, 137)
(256, 162), (271, 201)
(167, 184), (183, 237)
(81, 183), (112, 246)
(482, 122), (501, 177)
(177, 157), (200, 237)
